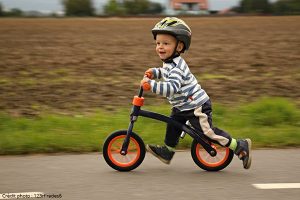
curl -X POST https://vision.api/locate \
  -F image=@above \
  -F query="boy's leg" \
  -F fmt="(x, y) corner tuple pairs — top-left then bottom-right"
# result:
(146, 108), (186, 164)
(234, 139), (252, 169)
(146, 145), (175, 164)
(164, 107), (187, 148)
(189, 100), (232, 147)
(189, 100), (252, 169)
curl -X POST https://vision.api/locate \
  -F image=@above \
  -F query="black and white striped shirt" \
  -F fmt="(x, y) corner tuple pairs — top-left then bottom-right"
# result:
(149, 56), (209, 111)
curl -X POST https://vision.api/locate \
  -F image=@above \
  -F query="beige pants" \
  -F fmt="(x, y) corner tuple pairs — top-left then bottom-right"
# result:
(165, 100), (231, 147)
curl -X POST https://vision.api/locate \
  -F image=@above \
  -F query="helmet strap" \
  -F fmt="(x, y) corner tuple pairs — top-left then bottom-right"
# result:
(163, 40), (180, 63)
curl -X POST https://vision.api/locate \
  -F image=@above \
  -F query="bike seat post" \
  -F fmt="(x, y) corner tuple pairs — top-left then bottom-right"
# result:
(180, 132), (186, 139)
(180, 121), (191, 138)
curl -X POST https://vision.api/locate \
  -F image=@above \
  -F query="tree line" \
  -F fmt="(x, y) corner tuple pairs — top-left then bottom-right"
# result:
(61, 0), (164, 16)
(0, 0), (299, 17)
(0, 0), (163, 17)
(234, 0), (300, 15)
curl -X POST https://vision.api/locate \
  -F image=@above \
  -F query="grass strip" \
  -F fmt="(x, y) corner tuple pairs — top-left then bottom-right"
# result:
(0, 97), (299, 155)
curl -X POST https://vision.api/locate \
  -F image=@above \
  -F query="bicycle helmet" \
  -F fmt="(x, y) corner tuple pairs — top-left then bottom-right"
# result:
(152, 17), (192, 53)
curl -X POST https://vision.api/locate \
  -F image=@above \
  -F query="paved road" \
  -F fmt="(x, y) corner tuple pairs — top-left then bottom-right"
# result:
(0, 149), (300, 200)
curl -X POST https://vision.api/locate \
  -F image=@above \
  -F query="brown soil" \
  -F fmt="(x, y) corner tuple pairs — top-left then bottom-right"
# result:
(0, 16), (299, 116)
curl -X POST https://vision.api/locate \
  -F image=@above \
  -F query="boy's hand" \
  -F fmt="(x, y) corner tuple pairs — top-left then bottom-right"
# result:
(141, 77), (151, 91)
(144, 68), (154, 79)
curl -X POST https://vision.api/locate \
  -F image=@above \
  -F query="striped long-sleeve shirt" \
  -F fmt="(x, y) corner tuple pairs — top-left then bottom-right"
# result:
(148, 56), (209, 111)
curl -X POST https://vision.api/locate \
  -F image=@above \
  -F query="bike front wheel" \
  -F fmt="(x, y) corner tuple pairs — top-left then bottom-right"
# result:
(103, 130), (145, 171)
(191, 139), (234, 171)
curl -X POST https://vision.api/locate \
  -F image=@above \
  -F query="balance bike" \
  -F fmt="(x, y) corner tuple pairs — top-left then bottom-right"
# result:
(103, 86), (234, 171)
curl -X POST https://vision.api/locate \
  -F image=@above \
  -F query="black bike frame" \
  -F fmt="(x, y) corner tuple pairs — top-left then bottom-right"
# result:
(121, 87), (217, 157)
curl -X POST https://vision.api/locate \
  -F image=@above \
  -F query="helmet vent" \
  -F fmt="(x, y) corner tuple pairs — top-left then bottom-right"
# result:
(160, 20), (167, 26)
(167, 21), (177, 26)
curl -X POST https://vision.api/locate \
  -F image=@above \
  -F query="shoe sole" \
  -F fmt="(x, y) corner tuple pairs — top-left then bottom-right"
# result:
(146, 145), (171, 165)
(244, 139), (252, 169)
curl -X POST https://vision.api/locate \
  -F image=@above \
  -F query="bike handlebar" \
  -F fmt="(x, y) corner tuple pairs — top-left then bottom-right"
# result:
(138, 86), (144, 98)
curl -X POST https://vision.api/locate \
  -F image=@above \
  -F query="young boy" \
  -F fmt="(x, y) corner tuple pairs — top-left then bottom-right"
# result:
(141, 17), (252, 169)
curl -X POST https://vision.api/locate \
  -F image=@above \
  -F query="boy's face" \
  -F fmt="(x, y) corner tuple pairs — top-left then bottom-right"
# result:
(155, 34), (183, 60)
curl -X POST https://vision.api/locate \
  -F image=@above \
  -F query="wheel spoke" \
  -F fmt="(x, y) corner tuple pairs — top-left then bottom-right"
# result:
(198, 145), (228, 164)
(112, 153), (136, 164)
(105, 132), (144, 170)
(110, 146), (121, 153)
(204, 153), (211, 161)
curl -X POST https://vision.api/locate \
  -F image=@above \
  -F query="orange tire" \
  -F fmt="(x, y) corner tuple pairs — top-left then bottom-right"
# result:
(191, 140), (233, 171)
(103, 130), (145, 171)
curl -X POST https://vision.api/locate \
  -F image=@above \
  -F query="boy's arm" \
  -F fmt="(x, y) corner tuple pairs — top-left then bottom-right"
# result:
(148, 68), (182, 97)
(144, 68), (162, 79)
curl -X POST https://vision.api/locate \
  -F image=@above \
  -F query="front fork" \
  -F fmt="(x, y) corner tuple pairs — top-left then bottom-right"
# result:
(120, 121), (134, 155)
(120, 106), (140, 155)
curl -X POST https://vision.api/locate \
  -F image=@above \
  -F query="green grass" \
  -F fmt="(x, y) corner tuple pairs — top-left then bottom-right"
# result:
(0, 97), (299, 155)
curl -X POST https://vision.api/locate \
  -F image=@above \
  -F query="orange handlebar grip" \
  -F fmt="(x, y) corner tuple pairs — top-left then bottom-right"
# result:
(144, 69), (153, 79)
(132, 96), (144, 106)
(145, 70), (153, 79)
(142, 82), (151, 91)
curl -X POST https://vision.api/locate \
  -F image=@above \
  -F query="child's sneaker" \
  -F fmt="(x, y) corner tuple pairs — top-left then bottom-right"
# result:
(234, 139), (252, 169)
(146, 144), (175, 164)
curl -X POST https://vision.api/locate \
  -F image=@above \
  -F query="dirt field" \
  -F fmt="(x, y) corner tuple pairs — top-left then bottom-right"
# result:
(0, 16), (299, 116)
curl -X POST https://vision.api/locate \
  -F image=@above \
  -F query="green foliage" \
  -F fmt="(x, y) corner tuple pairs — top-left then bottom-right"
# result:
(104, 0), (126, 15)
(104, 0), (164, 15)
(239, 0), (272, 13)
(272, 0), (300, 15)
(0, 3), (3, 16)
(4, 8), (23, 17)
(62, 0), (95, 16)
(236, 0), (300, 14)
(146, 2), (164, 14)
(124, 0), (149, 15)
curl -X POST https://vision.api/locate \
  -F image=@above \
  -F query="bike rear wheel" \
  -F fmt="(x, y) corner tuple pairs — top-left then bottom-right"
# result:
(103, 130), (145, 171)
(191, 139), (233, 171)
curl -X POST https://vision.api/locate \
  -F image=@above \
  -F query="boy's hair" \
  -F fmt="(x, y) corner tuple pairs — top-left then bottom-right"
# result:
(152, 17), (192, 53)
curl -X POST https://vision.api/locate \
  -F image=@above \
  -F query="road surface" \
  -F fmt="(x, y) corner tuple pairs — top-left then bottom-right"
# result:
(0, 149), (300, 200)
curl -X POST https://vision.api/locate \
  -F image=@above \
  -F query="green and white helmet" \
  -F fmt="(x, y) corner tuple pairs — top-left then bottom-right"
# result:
(152, 17), (192, 52)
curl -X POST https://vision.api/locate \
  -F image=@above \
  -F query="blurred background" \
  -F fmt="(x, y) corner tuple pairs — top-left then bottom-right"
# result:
(0, 0), (299, 154)
(0, 0), (298, 16)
